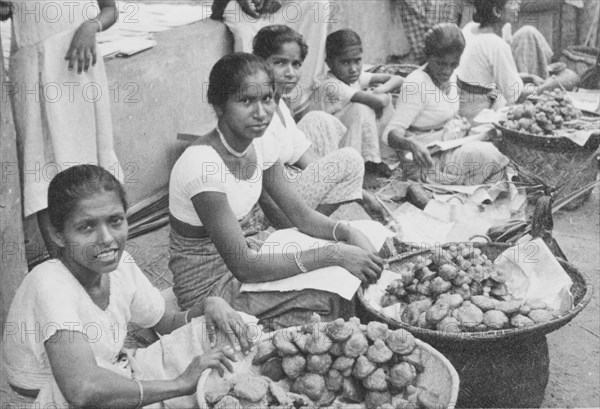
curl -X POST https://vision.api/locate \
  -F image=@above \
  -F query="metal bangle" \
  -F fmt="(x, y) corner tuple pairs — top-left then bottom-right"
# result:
(87, 17), (103, 32)
(133, 379), (143, 409)
(332, 221), (344, 242)
(184, 310), (191, 324)
(293, 252), (309, 274)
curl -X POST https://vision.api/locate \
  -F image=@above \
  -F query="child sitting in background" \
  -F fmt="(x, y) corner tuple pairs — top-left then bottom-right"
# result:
(309, 29), (404, 187)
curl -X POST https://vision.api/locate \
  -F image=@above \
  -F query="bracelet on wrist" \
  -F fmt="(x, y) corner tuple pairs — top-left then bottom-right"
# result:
(332, 221), (346, 242)
(184, 310), (191, 324)
(293, 252), (309, 274)
(86, 17), (103, 32)
(133, 379), (143, 409)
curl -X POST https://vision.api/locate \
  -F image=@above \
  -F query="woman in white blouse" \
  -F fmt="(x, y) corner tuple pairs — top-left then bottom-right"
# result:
(168, 53), (384, 331)
(383, 23), (508, 185)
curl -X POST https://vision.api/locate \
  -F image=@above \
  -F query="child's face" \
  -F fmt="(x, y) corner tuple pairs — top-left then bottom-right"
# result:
(55, 190), (128, 277)
(267, 41), (303, 96)
(327, 47), (363, 85)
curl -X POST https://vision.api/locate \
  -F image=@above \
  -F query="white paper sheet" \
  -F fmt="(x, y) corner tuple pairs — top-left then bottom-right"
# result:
(495, 238), (574, 313)
(239, 221), (395, 300)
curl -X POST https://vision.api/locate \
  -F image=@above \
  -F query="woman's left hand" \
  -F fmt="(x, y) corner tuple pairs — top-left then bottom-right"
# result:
(204, 296), (254, 354)
(65, 21), (98, 73)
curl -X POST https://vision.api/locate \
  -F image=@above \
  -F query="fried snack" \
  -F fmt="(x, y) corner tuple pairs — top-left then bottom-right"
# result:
(287, 392), (313, 407)
(430, 277), (452, 295)
(483, 310), (509, 330)
(365, 391), (392, 409)
(519, 303), (532, 316)
(418, 390), (442, 409)
(526, 300), (548, 310)
(454, 283), (472, 301)
(331, 356), (355, 373)
(273, 331), (299, 356)
(293, 332), (311, 354)
(389, 362), (416, 388)
(438, 293), (463, 309)
(291, 373), (326, 402)
(267, 381), (290, 405)
(328, 342), (344, 357)
(232, 375), (269, 402)
(416, 312), (430, 329)
(326, 318), (354, 342)
(386, 329), (416, 355)
(438, 263), (459, 282)
(362, 368), (388, 391)
(366, 321), (390, 342)
(205, 379), (233, 404)
(456, 301), (484, 330)
(496, 300), (521, 315)
(305, 327), (333, 355)
(471, 295), (498, 312)
(325, 369), (344, 392)
(352, 355), (377, 380)
(306, 354), (332, 375)
(425, 302), (449, 325)
(510, 314), (535, 328)
(452, 270), (472, 286)
(402, 346), (424, 372)
(366, 339), (394, 364)
(529, 309), (554, 324)
(260, 356), (284, 382)
(214, 395), (243, 409)
(436, 316), (461, 333)
(381, 294), (401, 308)
(341, 377), (365, 403)
(317, 390), (337, 407)
(282, 355), (306, 379)
(401, 299), (432, 326)
(343, 331), (369, 358)
(251, 340), (278, 366)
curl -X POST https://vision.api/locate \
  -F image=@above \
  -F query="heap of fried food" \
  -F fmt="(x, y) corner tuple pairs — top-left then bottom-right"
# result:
(381, 244), (559, 333)
(503, 90), (585, 136)
(206, 316), (442, 409)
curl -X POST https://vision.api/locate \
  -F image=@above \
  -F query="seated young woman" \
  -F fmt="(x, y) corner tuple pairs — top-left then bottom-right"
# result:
(382, 23), (509, 186)
(251, 24), (386, 227)
(2, 165), (253, 409)
(456, 0), (558, 122)
(168, 53), (384, 330)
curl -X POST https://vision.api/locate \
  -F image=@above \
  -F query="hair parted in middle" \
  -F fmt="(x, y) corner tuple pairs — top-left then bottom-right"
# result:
(207, 52), (274, 108)
(253, 25), (309, 62)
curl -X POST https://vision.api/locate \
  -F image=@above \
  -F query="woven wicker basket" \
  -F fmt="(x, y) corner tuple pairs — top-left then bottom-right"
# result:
(358, 242), (593, 408)
(197, 324), (459, 409)
(359, 242), (592, 344)
(495, 122), (600, 210)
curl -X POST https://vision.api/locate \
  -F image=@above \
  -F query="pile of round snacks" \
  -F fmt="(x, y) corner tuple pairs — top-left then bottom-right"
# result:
(503, 90), (583, 136)
(381, 245), (559, 332)
(206, 316), (443, 409)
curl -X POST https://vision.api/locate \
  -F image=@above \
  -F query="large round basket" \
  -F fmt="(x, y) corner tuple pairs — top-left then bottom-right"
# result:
(358, 242), (593, 408)
(494, 122), (600, 210)
(197, 324), (460, 409)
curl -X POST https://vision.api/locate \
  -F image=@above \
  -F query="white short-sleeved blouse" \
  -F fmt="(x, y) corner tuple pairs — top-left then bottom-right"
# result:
(310, 71), (374, 115)
(265, 100), (312, 166)
(2, 252), (165, 390)
(169, 134), (280, 227)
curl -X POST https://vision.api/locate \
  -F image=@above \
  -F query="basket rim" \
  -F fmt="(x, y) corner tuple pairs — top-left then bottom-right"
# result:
(197, 324), (460, 409)
(359, 243), (594, 343)
(495, 122), (600, 152)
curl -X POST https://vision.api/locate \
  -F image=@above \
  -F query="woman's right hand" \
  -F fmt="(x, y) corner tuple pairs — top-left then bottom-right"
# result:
(332, 242), (384, 286)
(177, 346), (237, 395)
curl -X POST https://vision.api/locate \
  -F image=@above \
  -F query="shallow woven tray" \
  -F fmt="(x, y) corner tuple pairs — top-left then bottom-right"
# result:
(358, 243), (593, 345)
(197, 324), (459, 409)
(494, 122), (600, 152)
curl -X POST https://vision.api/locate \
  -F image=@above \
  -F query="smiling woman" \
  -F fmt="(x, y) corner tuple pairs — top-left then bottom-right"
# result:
(168, 53), (385, 331)
(2, 165), (258, 409)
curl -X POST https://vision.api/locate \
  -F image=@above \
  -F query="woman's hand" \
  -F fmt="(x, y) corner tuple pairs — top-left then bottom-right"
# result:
(333, 242), (384, 286)
(176, 346), (237, 395)
(204, 297), (254, 354)
(409, 140), (434, 168)
(65, 21), (99, 73)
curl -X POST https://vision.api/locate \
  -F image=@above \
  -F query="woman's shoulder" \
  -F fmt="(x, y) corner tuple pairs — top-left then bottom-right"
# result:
(404, 68), (430, 82)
